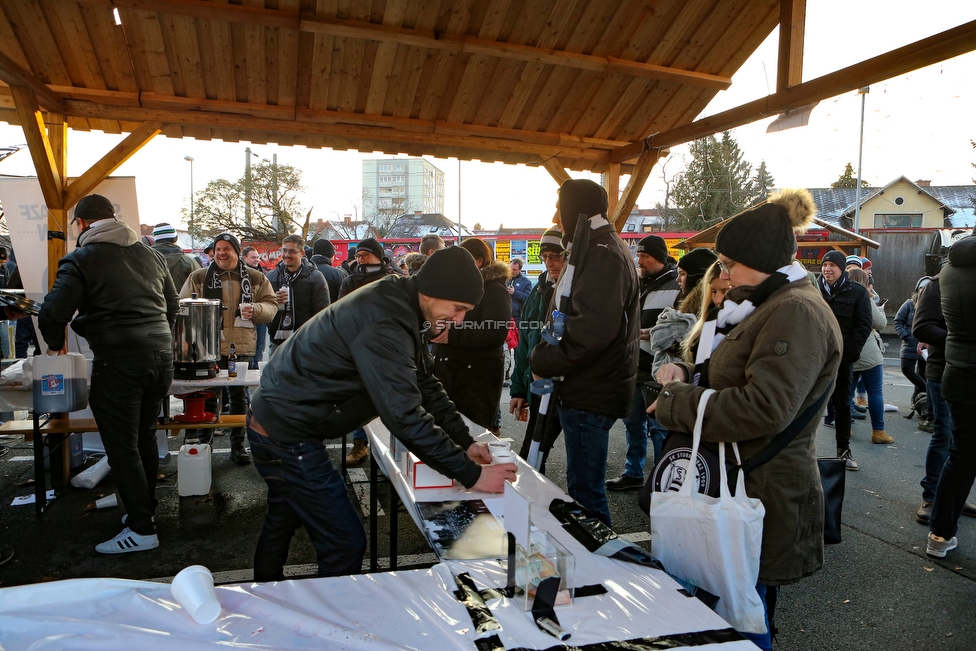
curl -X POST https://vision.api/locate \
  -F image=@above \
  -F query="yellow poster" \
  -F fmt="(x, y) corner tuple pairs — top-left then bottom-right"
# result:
(495, 240), (511, 262)
(527, 240), (541, 264)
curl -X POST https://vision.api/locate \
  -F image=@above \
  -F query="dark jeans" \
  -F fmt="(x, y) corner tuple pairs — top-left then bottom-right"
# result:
(89, 351), (173, 536)
(15, 316), (37, 358)
(921, 380), (952, 503)
(831, 360), (854, 451)
(249, 324), (267, 370)
(900, 357), (927, 398)
(202, 355), (252, 444)
(850, 365), (885, 430)
(930, 398), (976, 540)
(558, 405), (615, 527)
(248, 426), (366, 581)
(620, 384), (648, 478)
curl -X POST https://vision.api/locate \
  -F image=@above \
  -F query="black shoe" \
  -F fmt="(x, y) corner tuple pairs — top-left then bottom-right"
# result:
(838, 448), (858, 471)
(605, 474), (645, 491)
(916, 501), (933, 524)
(852, 410), (867, 420)
(853, 403), (868, 413)
(823, 417), (835, 428)
(230, 441), (251, 465)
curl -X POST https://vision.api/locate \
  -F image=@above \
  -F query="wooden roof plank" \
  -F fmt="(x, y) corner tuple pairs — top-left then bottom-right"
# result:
(44, 0), (104, 89)
(244, 22), (268, 104)
(275, 0), (302, 108)
(1, 0), (72, 85)
(130, 8), (176, 96)
(778, 0), (806, 91)
(306, 31), (335, 110)
(114, 6), (154, 92)
(79, 3), (139, 93)
(0, 50), (65, 111)
(196, 17), (234, 101)
(164, 12), (207, 99)
(0, 5), (31, 70)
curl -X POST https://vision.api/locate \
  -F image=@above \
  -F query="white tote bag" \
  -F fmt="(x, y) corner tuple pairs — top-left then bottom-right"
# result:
(649, 389), (767, 634)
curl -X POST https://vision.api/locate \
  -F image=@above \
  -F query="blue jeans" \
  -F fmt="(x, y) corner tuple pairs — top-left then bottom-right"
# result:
(648, 417), (667, 470)
(620, 385), (648, 478)
(352, 427), (367, 443)
(558, 405), (614, 527)
(930, 398), (976, 540)
(739, 583), (773, 651)
(248, 426), (367, 581)
(921, 380), (952, 502)
(850, 365), (885, 430)
(250, 324), (267, 369)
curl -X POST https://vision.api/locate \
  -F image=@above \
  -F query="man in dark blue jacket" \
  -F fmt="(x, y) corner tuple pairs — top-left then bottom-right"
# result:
(309, 238), (347, 302)
(266, 235), (330, 355)
(247, 247), (516, 580)
(819, 250), (873, 470)
(39, 194), (178, 555)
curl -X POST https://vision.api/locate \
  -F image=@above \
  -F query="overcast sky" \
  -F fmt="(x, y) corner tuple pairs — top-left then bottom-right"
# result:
(0, 0), (972, 232)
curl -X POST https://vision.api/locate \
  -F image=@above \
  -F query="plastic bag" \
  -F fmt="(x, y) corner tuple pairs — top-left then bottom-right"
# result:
(649, 389), (767, 633)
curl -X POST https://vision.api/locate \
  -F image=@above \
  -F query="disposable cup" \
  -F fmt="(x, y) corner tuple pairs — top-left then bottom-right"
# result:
(491, 450), (517, 466)
(95, 493), (117, 509)
(488, 440), (511, 453)
(171, 565), (221, 624)
(239, 302), (252, 320)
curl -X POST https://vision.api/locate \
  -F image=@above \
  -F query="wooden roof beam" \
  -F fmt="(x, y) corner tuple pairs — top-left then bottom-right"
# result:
(0, 51), (64, 112)
(778, 0), (806, 91)
(300, 16), (732, 90)
(105, 0), (299, 30)
(64, 121), (162, 210)
(10, 86), (63, 209)
(541, 158), (571, 186)
(611, 146), (662, 231)
(611, 18), (976, 162)
(62, 101), (614, 163)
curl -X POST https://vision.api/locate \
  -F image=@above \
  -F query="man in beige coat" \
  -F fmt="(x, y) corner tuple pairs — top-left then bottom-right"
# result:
(181, 233), (276, 463)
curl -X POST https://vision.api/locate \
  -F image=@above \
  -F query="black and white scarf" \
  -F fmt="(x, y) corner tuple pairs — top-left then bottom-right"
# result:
(692, 261), (809, 387)
(273, 259), (309, 341)
(203, 257), (252, 326)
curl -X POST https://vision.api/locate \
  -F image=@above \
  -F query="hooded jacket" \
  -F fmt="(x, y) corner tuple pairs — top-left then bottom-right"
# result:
(940, 235), (976, 404)
(266, 257), (331, 338)
(152, 239), (201, 291)
(912, 277), (947, 384)
(530, 220), (639, 419)
(638, 261), (680, 375)
(656, 278), (842, 585)
(250, 274), (482, 488)
(511, 271), (556, 400)
(818, 273), (873, 364)
(433, 260), (511, 429)
(893, 298), (921, 360)
(181, 264), (277, 357)
(39, 219), (178, 358)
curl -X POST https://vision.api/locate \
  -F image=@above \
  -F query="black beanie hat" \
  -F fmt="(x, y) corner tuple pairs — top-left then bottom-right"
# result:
(356, 237), (386, 262)
(558, 179), (608, 242)
(415, 247), (484, 305)
(212, 232), (241, 256)
(677, 248), (718, 283)
(72, 194), (115, 223)
(313, 238), (335, 258)
(636, 235), (669, 264)
(821, 250), (847, 269)
(714, 189), (817, 274)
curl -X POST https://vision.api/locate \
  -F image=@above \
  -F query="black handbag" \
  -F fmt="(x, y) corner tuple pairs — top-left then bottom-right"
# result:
(818, 457), (846, 544)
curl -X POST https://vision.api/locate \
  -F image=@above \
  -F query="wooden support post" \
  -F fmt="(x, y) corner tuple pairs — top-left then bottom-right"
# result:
(541, 158), (571, 186)
(777, 0), (806, 92)
(611, 147), (661, 232)
(10, 87), (63, 211)
(64, 121), (162, 209)
(604, 162), (620, 217)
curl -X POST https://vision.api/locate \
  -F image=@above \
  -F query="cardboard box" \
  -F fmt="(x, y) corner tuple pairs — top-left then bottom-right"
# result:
(407, 452), (455, 489)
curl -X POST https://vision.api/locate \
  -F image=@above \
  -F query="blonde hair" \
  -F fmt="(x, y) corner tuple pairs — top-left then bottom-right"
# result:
(681, 261), (726, 363)
(848, 267), (869, 287)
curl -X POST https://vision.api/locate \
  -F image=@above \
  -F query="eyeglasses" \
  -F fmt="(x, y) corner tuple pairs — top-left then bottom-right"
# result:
(540, 253), (562, 262)
(281, 248), (301, 255)
(355, 251), (373, 260)
(717, 259), (736, 275)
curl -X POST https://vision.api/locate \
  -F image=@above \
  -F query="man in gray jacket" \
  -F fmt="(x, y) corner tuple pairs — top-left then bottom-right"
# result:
(39, 195), (178, 555)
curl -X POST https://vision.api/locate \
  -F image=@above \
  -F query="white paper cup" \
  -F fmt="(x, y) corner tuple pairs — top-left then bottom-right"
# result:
(171, 565), (221, 624)
(487, 440), (511, 454)
(95, 493), (117, 509)
(239, 302), (252, 320)
(491, 450), (517, 466)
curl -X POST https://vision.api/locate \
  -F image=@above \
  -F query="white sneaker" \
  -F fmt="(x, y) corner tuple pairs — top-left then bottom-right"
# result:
(926, 532), (958, 558)
(95, 527), (159, 555)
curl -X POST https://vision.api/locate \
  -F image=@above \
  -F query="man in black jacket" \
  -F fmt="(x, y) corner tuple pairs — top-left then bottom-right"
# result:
(39, 194), (178, 555)
(266, 235), (330, 355)
(151, 222), (200, 290)
(926, 233), (976, 557)
(338, 237), (401, 298)
(607, 235), (678, 491)
(531, 179), (639, 526)
(819, 250), (873, 470)
(309, 238), (347, 302)
(247, 247), (516, 580)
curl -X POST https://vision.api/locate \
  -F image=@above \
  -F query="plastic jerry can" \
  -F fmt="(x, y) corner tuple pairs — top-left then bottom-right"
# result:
(178, 443), (213, 496)
(32, 352), (89, 413)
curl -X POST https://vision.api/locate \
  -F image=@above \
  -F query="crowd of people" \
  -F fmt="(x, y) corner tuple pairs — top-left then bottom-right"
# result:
(7, 185), (975, 644)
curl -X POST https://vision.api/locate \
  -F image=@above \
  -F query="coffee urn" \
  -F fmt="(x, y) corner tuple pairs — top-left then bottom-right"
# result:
(173, 293), (221, 379)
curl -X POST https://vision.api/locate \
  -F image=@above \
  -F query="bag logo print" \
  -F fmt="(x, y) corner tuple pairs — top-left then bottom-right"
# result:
(654, 447), (710, 494)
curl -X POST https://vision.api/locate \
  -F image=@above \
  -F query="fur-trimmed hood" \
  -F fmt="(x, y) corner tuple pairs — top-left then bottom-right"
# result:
(481, 260), (511, 285)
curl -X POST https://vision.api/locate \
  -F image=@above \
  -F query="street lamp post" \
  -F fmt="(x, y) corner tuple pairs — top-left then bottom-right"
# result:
(184, 156), (195, 252)
(853, 86), (869, 237)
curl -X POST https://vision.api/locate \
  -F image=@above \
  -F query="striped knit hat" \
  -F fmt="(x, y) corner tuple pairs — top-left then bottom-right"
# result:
(539, 228), (564, 254)
(152, 222), (178, 242)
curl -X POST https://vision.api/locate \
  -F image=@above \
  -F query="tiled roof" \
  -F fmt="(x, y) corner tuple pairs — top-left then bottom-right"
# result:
(385, 213), (471, 239)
